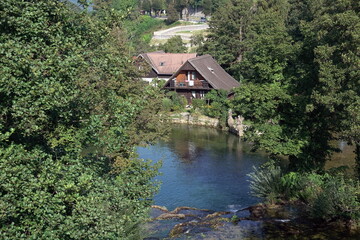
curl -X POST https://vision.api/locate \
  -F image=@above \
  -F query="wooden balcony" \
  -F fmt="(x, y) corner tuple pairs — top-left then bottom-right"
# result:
(167, 80), (210, 89)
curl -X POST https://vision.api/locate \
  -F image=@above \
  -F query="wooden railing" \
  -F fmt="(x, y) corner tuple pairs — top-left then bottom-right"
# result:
(168, 80), (210, 88)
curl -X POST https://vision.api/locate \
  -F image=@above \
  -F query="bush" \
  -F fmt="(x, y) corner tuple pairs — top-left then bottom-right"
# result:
(201, 90), (230, 128)
(248, 161), (283, 203)
(159, 36), (187, 53)
(163, 92), (187, 112)
(296, 173), (327, 203)
(309, 175), (360, 221)
(192, 99), (206, 111)
(162, 98), (173, 112)
(280, 172), (302, 200)
(173, 95), (187, 111)
(248, 162), (360, 221)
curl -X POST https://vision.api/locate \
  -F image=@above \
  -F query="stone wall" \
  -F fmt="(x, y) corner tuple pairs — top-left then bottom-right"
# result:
(170, 111), (248, 137)
(170, 112), (219, 128)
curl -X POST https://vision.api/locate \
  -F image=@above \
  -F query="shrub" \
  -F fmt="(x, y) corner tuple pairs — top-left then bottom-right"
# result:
(297, 173), (327, 203)
(162, 98), (173, 112)
(173, 95), (187, 111)
(159, 36), (187, 53)
(248, 161), (283, 203)
(163, 92), (187, 112)
(249, 162), (360, 222)
(280, 172), (302, 200)
(309, 175), (360, 221)
(192, 99), (206, 111)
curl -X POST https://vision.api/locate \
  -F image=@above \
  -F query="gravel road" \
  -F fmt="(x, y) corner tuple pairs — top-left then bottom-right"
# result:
(153, 24), (209, 40)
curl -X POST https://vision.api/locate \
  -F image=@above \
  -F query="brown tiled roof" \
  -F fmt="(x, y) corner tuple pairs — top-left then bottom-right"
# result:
(167, 55), (239, 91)
(139, 52), (197, 75)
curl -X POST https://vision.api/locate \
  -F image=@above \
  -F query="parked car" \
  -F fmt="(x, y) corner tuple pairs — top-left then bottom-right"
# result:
(199, 17), (207, 23)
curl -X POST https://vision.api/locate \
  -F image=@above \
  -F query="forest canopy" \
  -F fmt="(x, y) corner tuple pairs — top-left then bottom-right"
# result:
(199, 0), (359, 173)
(0, 0), (166, 238)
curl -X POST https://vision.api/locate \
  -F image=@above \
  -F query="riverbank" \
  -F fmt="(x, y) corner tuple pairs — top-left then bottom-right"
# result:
(154, 120), (360, 239)
(144, 203), (360, 239)
(169, 111), (245, 137)
(169, 112), (219, 128)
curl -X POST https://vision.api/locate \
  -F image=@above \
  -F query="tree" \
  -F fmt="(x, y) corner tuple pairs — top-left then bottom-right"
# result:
(198, 0), (255, 74)
(111, 0), (138, 12)
(0, 0), (166, 238)
(237, 0), (293, 83)
(174, 0), (188, 19)
(152, 0), (165, 16)
(166, 3), (179, 24)
(295, 0), (360, 173)
(190, 32), (205, 48)
(203, 0), (360, 172)
(159, 35), (187, 52)
(141, 0), (165, 16)
(201, 0), (229, 16)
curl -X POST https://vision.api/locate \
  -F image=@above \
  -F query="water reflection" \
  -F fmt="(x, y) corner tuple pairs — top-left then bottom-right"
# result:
(137, 125), (268, 211)
(141, 125), (359, 239)
(326, 140), (356, 173)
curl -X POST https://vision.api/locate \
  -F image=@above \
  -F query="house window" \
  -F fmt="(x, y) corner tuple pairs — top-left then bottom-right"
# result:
(191, 71), (196, 80)
(192, 91), (196, 98)
(199, 91), (205, 99)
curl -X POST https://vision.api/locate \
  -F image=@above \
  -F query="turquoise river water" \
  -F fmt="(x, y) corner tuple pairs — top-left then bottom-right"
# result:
(137, 125), (268, 212)
(138, 125), (358, 239)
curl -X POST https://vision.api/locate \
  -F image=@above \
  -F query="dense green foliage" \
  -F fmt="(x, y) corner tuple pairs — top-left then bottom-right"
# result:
(201, 0), (360, 172)
(0, 0), (166, 238)
(162, 91), (187, 111)
(197, 0), (360, 222)
(94, 0), (166, 54)
(124, 15), (164, 53)
(249, 163), (360, 221)
(158, 35), (187, 53)
(166, 3), (179, 24)
(202, 90), (229, 128)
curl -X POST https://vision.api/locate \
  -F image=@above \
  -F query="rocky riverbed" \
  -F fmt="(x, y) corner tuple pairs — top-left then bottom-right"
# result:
(144, 204), (359, 240)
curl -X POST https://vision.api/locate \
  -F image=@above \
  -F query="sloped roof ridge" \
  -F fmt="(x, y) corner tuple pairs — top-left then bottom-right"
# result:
(138, 52), (160, 74)
(144, 52), (197, 75)
(147, 52), (195, 55)
(145, 54), (160, 73)
(188, 55), (239, 90)
(188, 54), (212, 61)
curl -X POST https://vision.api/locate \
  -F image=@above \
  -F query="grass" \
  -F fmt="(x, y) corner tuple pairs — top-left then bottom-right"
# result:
(158, 20), (199, 30)
(150, 38), (190, 47)
(176, 31), (192, 34)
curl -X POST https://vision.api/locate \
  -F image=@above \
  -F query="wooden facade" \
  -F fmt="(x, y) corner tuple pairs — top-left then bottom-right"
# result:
(164, 69), (213, 104)
(163, 55), (240, 104)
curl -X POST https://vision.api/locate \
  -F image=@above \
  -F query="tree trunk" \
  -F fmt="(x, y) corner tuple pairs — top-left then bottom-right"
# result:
(237, 17), (243, 62)
(356, 143), (360, 179)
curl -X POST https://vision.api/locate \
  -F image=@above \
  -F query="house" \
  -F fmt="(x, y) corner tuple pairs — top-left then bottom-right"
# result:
(137, 51), (197, 83)
(163, 54), (240, 104)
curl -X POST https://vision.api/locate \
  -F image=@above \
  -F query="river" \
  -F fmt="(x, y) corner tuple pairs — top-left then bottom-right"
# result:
(137, 124), (268, 212)
(138, 125), (358, 239)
